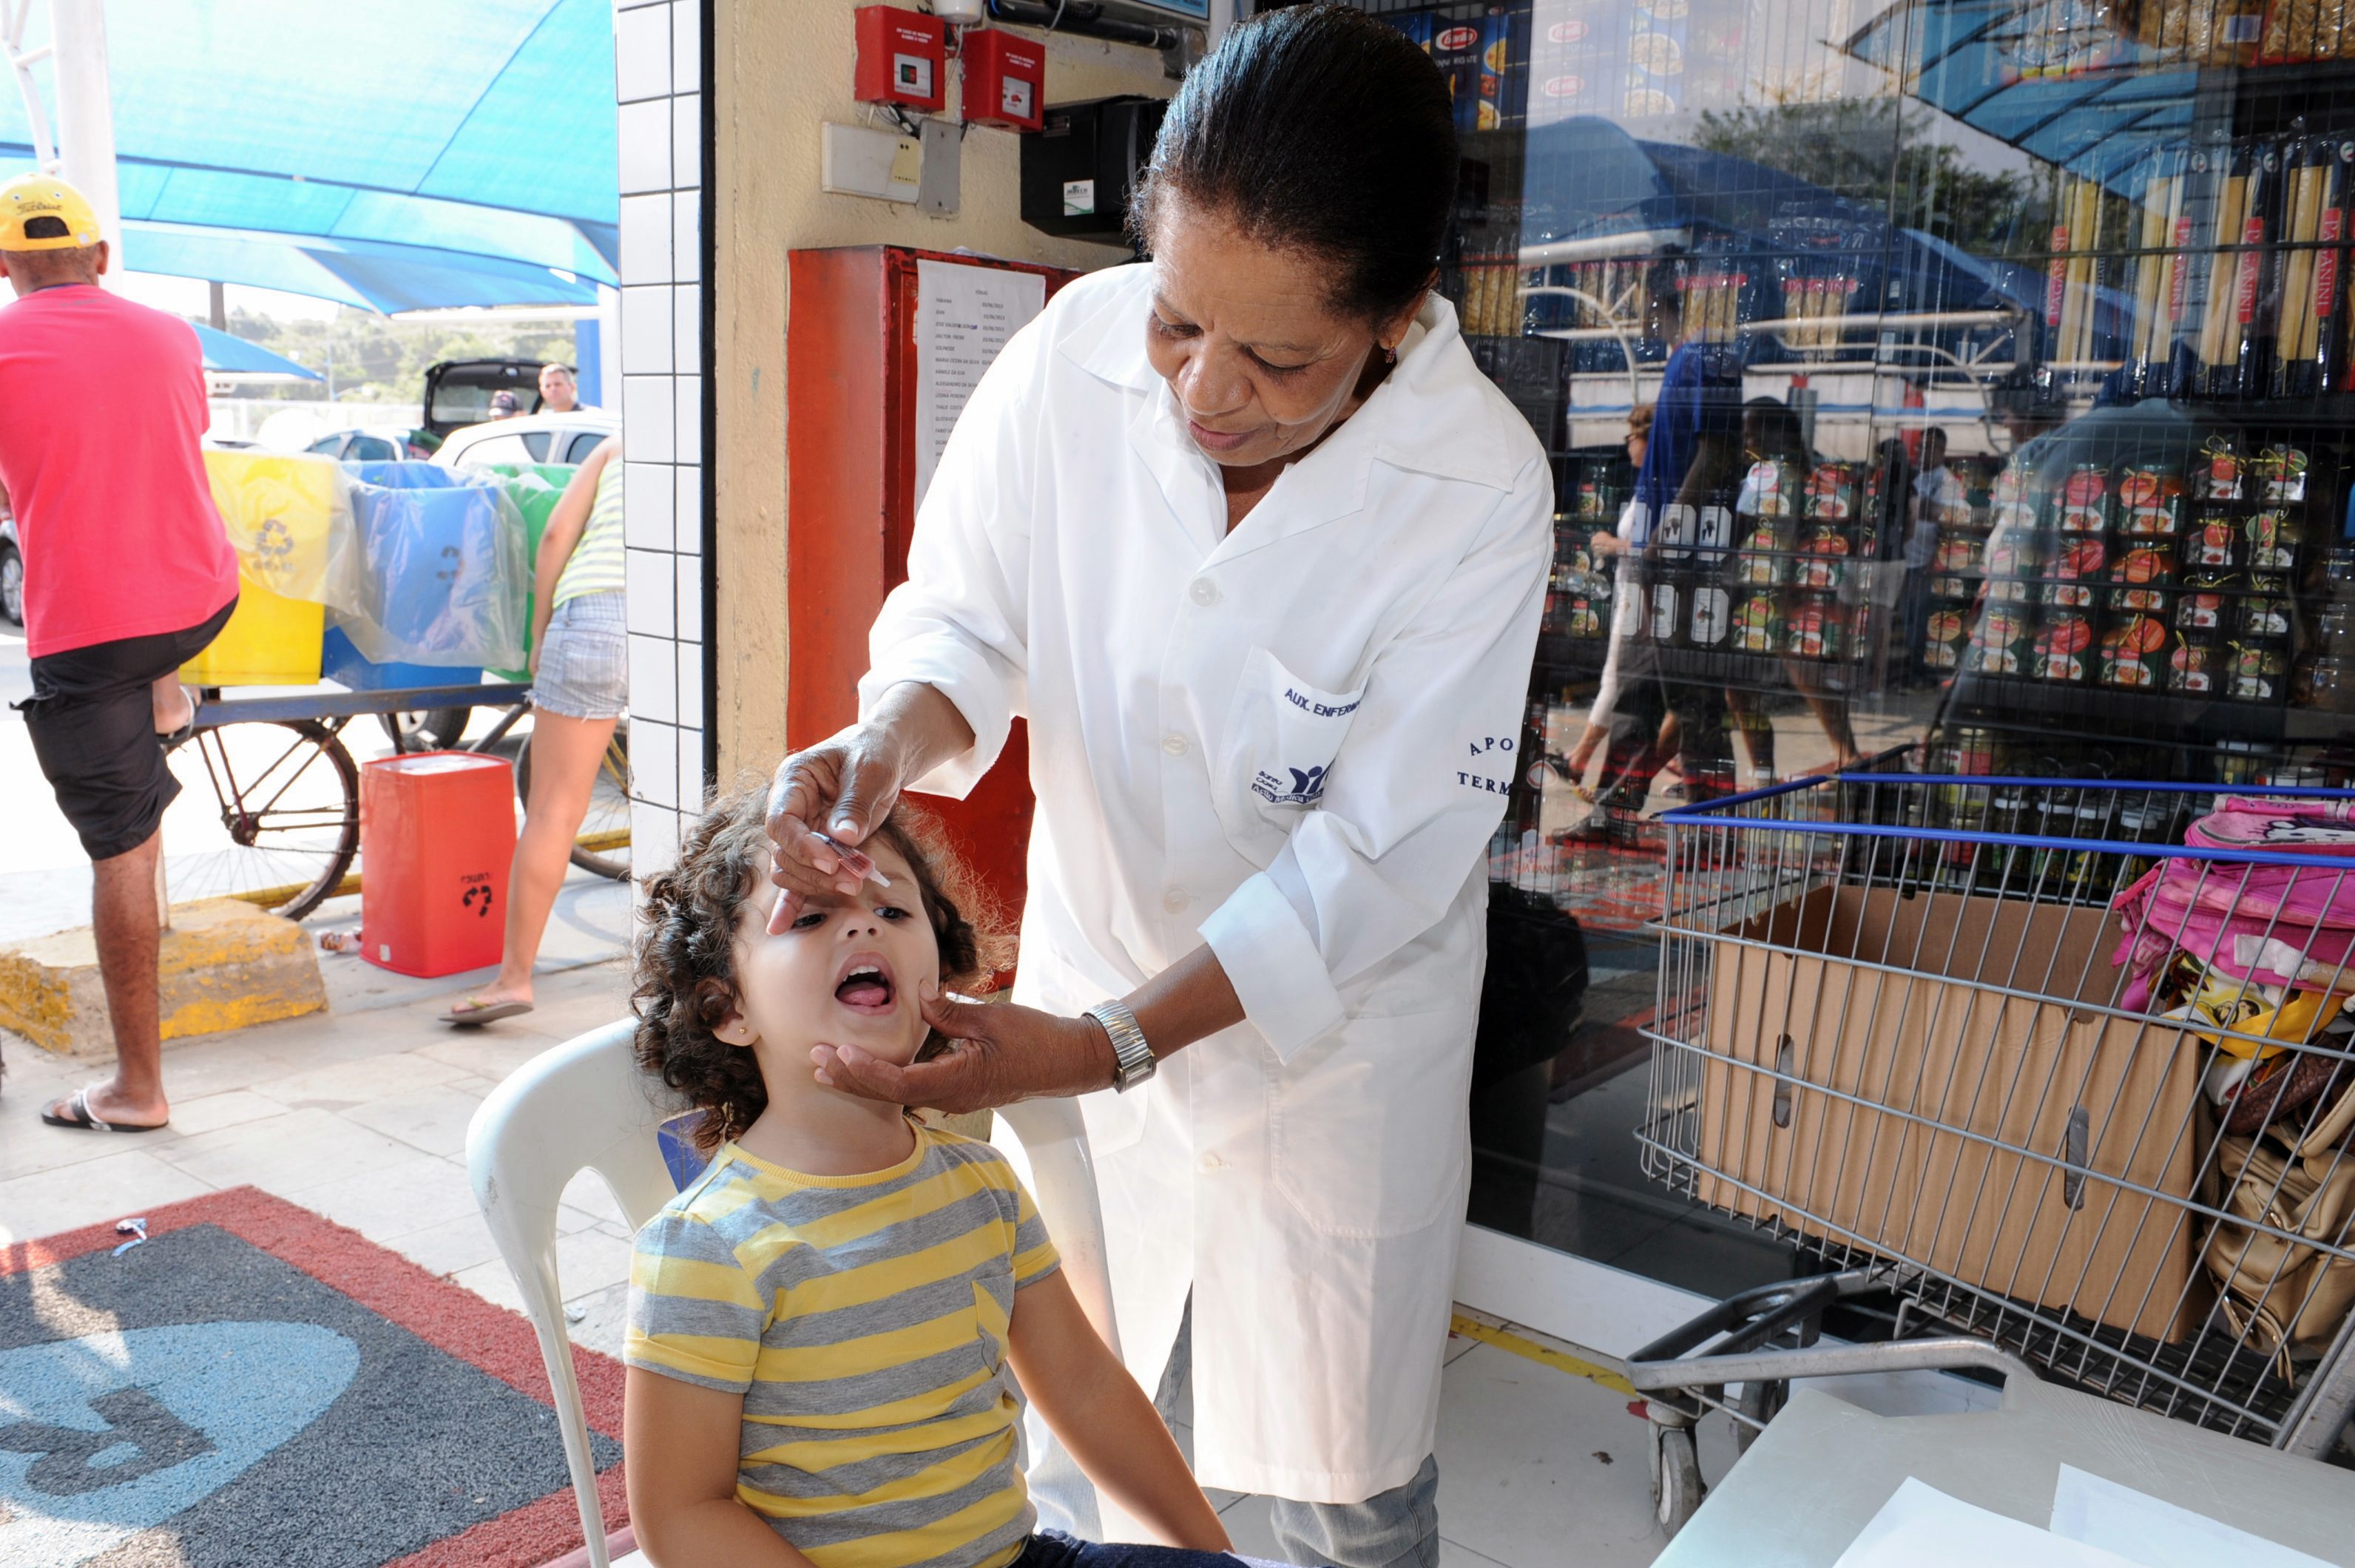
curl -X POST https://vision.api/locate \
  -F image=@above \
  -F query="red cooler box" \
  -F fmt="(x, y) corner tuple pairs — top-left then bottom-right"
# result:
(360, 752), (516, 977)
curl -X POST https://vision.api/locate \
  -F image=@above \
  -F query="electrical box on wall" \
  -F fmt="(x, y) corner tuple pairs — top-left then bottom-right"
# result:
(1018, 95), (1166, 243)
(961, 29), (1045, 132)
(854, 5), (946, 114)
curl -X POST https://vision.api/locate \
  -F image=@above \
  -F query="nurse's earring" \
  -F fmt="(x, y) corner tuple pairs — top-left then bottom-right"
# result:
(714, 1007), (757, 1050)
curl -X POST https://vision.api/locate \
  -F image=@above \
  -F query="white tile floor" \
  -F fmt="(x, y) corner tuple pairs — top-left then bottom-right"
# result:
(0, 937), (1691, 1568)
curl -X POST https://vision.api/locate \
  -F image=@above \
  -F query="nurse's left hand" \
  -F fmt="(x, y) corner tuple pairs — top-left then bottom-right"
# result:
(811, 991), (1115, 1113)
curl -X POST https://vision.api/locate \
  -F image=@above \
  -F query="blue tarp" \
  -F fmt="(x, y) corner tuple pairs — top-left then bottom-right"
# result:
(192, 320), (319, 379)
(0, 0), (617, 310)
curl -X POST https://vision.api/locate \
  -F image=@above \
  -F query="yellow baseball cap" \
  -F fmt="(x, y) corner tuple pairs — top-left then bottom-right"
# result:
(0, 173), (100, 250)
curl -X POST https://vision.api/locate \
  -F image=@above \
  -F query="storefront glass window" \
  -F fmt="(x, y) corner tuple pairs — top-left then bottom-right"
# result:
(1320, 0), (2355, 1294)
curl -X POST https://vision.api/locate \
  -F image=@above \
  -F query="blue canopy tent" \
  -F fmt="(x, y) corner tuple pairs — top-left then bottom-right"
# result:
(192, 320), (319, 379)
(1844, 0), (2199, 193)
(0, 0), (617, 311)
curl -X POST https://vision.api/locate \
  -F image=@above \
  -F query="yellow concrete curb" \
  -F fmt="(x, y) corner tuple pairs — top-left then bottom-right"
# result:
(0, 897), (327, 1056)
(1450, 1309), (1639, 1397)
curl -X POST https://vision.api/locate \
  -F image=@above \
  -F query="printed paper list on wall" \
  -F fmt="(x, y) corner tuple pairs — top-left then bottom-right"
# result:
(914, 259), (1046, 507)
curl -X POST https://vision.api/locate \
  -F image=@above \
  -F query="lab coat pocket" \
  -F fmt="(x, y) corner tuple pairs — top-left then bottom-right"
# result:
(1214, 646), (1367, 848)
(1268, 1009), (1475, 1240)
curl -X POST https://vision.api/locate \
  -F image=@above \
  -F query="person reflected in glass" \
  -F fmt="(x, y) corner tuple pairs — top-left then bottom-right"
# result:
(1590, 262), (1744, 818)
(1561, 405), (1677, 801)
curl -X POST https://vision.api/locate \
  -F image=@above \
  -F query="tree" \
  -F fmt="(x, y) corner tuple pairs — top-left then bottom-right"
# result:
(221, 306), (581, 405)
(1693, 98), (2047, 260)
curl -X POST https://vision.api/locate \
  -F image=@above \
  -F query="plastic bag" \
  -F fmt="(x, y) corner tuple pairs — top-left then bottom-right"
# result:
(325, 462), (527, 670)
(2112, 795), (2355, 1007)
(201, 449), (349, 606)
(475, 463), (578, 681)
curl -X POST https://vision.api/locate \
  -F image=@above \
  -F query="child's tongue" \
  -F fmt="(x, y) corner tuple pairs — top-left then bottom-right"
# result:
(837, 977), (892, 1008)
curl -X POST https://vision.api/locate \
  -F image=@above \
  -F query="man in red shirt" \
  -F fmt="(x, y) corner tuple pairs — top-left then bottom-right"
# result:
(0, 175), (238, 1135)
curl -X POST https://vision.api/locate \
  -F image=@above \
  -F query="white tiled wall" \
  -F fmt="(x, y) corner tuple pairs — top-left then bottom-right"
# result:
(614, 0), (704, 876)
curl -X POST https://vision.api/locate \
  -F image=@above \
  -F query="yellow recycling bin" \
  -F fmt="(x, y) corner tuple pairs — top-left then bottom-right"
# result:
(182, 450), (339, 686)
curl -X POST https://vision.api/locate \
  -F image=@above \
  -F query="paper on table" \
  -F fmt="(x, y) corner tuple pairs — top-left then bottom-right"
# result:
(2049, 1465), (2328, 1568)
(1832, 1478), (2147, 1568)
(913, 258), (1047, 509)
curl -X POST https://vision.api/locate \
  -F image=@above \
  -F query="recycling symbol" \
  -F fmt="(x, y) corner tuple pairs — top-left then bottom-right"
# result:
(253, 516), (295, 588)
(463, 885), (495, 918)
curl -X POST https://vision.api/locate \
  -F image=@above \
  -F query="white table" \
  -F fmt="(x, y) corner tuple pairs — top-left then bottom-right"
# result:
(1657, 1375), (2355, 1566)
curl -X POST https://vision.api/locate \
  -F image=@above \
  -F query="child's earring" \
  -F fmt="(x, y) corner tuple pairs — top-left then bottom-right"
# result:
(713, 1009), (755, 1048)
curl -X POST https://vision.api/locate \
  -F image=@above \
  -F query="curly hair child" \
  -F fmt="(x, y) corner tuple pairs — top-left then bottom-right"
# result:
(621, 787), (1256, 1568)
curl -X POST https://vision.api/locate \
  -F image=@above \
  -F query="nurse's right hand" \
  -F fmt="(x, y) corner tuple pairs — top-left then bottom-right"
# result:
(764, 723), (908, 930)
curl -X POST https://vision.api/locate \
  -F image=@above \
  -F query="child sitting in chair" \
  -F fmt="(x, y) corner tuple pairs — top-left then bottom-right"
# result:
(626, 788), (1271, 1568)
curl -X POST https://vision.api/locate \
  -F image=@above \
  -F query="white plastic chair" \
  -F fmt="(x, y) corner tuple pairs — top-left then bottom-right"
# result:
(464, 1019), (1122, 1568)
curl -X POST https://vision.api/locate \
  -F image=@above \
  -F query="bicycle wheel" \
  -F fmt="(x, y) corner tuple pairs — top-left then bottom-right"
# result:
(165, 719), (360, 922)
(516, 720), (632, 881)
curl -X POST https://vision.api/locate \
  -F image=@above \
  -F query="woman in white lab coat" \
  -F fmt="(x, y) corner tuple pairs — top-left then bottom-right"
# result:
(765, 10), (1550, 1565)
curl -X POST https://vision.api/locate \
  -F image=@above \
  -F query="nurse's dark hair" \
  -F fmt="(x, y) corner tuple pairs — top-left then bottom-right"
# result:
(1131, 1), (1456, 324)
(632, 784), (1008, 1152)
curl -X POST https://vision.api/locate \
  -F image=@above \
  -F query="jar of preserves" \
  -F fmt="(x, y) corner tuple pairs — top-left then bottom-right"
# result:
(2057, 464), (2110, 533)
(2098, 615), (2170, 689)
(2035, 610), (2097, 683)
(2230, 639), (2290, 703)
(1970, 604), (2035, 676)
(2240, 578), (2292, 638)
(2169, 633), (2222, 694)
(2186, 510), (2240, 568)
(1737, 518), (1791, 585)
(1786, 592), (1845, 660)
(2042, 535), (2108, 608)
(2106, 541), (2175, 613)
(1923, 605), (1970, 670)
(2257, 442), (2310, 503)
(2198, 433), (2247, 501)
(1796, 527), (1850, 589)
(1805, 462), (1862, 521)
(1730, 592), (1781, 652)
(2116, 465), (2184, 536)
(2176, 571), (2237, 629)
(2244, 510), (2303, 572)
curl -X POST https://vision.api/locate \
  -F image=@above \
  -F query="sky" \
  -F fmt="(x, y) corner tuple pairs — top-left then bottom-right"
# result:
(115, 269), (339, 322)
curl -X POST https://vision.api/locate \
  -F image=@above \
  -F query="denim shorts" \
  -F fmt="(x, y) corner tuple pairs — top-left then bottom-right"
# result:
(531, 590), (627, 720)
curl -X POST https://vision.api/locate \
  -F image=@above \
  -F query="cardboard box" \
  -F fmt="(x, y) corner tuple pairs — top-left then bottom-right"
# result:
(1690, 884), (2206, 1343)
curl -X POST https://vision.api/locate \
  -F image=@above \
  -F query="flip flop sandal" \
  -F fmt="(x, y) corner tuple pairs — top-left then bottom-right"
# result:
(41, 1087), (167, 1134)
(440, 998), (535, 1027)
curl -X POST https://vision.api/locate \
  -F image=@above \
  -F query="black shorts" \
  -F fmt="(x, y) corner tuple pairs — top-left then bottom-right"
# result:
(19, 598), (237, 861)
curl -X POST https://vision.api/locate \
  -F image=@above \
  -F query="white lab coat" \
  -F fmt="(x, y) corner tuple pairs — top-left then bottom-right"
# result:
(859, 262), (1551, 1502)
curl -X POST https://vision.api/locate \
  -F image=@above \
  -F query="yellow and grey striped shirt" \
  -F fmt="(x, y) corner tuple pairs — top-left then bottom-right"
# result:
(626, 1124), (1061, 1568)
(552, 456), (625, 605)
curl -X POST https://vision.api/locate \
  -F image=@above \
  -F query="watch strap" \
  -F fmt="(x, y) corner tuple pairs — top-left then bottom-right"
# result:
(1086, 999), (1156, 1093)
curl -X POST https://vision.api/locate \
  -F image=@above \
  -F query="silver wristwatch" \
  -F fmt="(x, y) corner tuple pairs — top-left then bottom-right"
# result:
(1085, 999), (1156, 1093)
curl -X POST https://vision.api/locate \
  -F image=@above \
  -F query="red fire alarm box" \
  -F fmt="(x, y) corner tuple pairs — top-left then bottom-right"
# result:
(855, 6), (946, 115)
(359, 751), (516, 979)
(962, 29), (1045, 132)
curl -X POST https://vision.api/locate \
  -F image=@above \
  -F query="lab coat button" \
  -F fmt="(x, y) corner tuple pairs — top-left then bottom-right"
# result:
(1189, 577), (1220, 606)
(1198, 1152), (1223, 1172)
(1162, 888), (1191, 913)
(1161, 732), (1189, 757)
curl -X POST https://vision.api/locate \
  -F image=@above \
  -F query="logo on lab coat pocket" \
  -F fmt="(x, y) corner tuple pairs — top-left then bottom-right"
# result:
(1252, 763), (1328, 805)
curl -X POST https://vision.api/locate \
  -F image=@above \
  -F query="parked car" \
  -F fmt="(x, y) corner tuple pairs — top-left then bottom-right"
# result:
(435, 409), (615, 472)
(0, 516), (19, 626)
(422, 357), (588, 437)
(303, 425), (436, 462)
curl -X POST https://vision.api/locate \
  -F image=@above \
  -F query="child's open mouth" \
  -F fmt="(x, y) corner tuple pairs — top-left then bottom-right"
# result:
(834, 953), (897, 1013)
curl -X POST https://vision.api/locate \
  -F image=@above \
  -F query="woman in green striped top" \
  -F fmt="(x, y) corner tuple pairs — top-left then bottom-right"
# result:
(442, 434), (626, 1026)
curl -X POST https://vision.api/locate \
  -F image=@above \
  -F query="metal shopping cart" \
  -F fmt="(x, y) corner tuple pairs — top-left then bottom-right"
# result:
(1622, 774), (2355, 1536)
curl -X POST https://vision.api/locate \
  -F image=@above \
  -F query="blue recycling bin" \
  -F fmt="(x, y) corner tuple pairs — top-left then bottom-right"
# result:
(322, 462), (510, 689)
